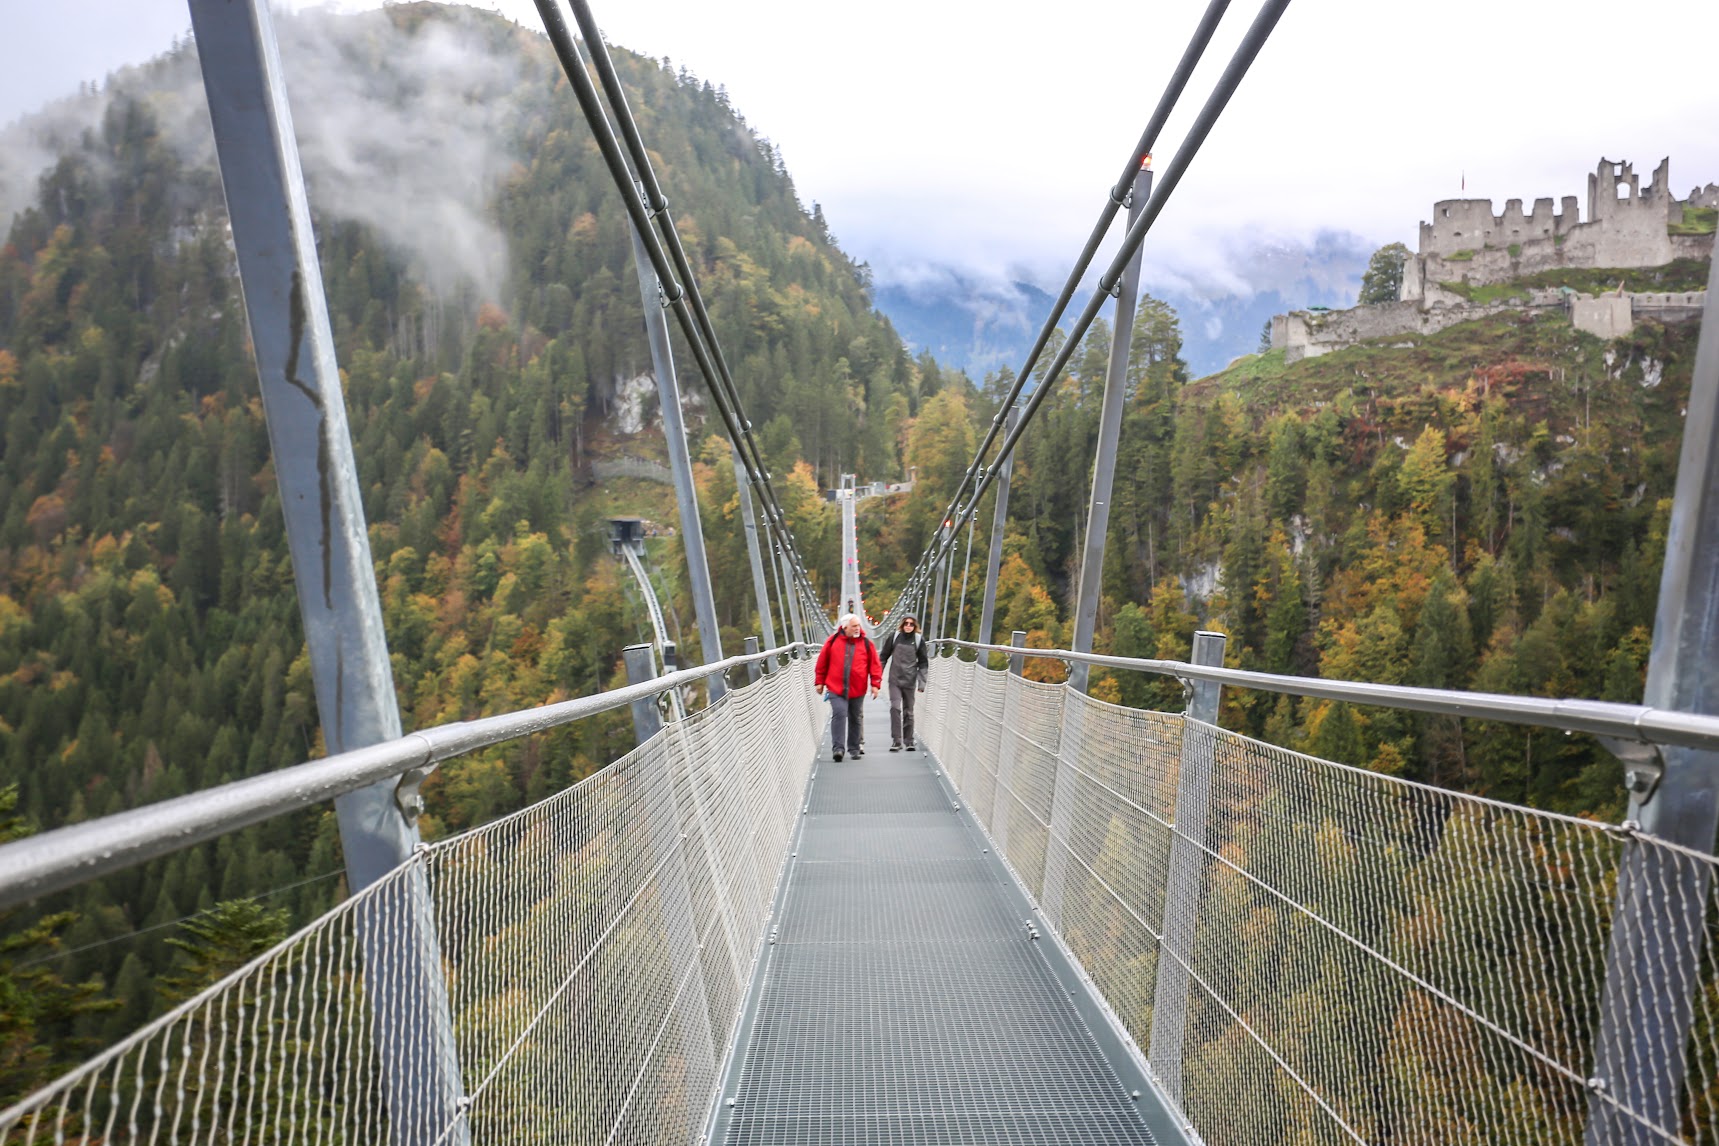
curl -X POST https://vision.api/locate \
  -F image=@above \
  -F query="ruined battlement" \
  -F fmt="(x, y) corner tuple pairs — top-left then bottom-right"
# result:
(1268, 156), (1714, 361)
(1395, 157), (1719, 309)
(1588, 156), (1674, 223)
(1416, 158), (1690, 272)
(1420, 195), (1578, 258)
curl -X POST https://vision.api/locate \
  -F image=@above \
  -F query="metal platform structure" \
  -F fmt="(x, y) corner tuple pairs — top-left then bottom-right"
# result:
(710, 701), (1171, 1146)
(615, 529), (688, 718)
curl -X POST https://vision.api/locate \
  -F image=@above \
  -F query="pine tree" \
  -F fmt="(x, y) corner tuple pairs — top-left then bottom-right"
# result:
(0, 785), (118, 1097)
(1358, 242), (1410, 304)
(160, 900), (291, 1004)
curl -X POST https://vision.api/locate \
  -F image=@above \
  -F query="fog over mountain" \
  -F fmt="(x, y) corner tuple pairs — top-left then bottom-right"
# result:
(0, 7), (529, 300)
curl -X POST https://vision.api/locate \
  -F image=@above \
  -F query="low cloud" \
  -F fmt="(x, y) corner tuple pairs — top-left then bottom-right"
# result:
(276, 8), (526, 298)
(1138, 225), (1374, 303)
(1, 7), (526, 300)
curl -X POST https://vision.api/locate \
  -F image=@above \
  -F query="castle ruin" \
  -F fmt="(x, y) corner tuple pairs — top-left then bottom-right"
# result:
(1272, 158), (1716, 362)
(1402, 157), (1716, 303)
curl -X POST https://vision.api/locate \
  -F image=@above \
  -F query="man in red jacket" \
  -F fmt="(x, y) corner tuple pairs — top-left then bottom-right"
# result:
(815, 613), (882, 761)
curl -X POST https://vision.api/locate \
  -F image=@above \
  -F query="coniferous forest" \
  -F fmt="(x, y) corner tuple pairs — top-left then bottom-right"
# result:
(0, 0), (1704, 1105)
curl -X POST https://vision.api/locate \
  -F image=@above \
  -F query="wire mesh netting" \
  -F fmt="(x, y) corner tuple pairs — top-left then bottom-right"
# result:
(921, 654), (1719, 1146)
(1, 658), (822, 1145)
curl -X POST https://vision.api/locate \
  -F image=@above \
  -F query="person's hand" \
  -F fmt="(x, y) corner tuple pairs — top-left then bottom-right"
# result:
(816, 684), (824, 695)
(918, 685), (925, 693)
(870, 687), (880, 699)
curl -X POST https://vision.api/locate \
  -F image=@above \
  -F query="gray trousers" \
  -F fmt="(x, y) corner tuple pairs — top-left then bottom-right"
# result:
(889, 681), (918, 746)
(828, 693), (863, 754)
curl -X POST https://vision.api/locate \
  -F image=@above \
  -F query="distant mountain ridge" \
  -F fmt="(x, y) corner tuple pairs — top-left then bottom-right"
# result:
(872, 232), (1373, 379)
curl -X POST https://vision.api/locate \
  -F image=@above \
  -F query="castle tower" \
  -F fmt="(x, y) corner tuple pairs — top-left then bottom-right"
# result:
(1588, 158), (1635, 223)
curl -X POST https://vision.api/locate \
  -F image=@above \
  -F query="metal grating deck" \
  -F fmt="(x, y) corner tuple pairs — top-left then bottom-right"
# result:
(718, 697), (1157, 1145)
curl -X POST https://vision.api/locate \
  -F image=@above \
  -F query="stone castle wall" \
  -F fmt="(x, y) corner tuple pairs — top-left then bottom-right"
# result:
(1270, 157), (1714, 362)
(1407, 159), (1701, 299)
(1273, 288), (1708, 362)
(1273, 302), (1522, 364)
(1419, 195), (1578, 258)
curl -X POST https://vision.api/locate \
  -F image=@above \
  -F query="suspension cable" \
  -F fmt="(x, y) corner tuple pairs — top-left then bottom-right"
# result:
(532, 0), (825, 614)
(888, 0), (1236, 614)
(889, 0), (1292, 617)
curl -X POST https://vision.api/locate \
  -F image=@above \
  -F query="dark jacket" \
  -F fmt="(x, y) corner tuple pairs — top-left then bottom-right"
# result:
(879, 629), (929, 690)
(815, 631), (882, 697)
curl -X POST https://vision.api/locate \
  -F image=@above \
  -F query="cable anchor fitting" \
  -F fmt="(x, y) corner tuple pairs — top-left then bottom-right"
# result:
(395, 765), (434, 825)
(1597, 735), (1665, 804)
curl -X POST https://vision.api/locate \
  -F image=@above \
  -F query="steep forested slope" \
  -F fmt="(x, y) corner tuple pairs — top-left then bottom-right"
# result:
(863, 295), (1702, 818)
(0, 2), (938, 1074)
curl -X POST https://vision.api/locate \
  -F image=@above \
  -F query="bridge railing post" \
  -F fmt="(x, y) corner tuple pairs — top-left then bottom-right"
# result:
(935, 524), (958, 643)
(1149, 629), (1226, 1108)
(952, 509), (978, 649)
(623, 644), (667, 743)
(733, 447), (779, 654)
(774, 540), (805, 648)
(1008, 630), (1028, 677)
(186, 4), (467, 1141)
(743, 636), (763, 684)
(622, 644), (722, 1104)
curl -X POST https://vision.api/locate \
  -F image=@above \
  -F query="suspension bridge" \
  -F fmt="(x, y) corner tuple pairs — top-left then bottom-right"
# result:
(5, 0), (1719, 1143)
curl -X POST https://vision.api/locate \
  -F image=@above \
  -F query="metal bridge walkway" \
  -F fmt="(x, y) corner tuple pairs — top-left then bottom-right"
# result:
(714, 700), (1159, 1145)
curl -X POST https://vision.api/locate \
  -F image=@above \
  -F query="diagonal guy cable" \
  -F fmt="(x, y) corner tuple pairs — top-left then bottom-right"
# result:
(564, 0), (821, 613)
(888, 0), (1235, 616)
(889, 0), (1292, 618)
(565, 0), (778, 500)
(533, 0), (824, 609)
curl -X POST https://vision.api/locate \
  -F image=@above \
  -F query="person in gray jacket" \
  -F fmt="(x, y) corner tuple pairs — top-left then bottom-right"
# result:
(879, 615), (929, 751)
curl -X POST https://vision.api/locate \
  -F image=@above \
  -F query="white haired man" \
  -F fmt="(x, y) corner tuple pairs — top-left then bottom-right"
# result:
(813, 614), (881, 761)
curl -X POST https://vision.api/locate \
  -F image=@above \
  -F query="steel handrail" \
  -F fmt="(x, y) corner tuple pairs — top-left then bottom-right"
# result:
(0, 642), (813, 911)
(937, 639), (1719, 754)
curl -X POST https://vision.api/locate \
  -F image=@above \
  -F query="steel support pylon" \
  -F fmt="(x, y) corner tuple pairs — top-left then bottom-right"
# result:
(628, 219), (726, 702)
(186, 2), (466, 1140)
(734, 446), (779, 652)
(1070, 163), (1152, 693)
(1587, 244), (1719, 1145)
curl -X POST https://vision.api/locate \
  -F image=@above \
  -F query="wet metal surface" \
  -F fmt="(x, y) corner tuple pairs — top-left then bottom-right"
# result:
(720, 701), (1156, 1145)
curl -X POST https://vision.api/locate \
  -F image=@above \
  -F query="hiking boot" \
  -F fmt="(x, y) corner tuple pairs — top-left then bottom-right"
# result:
(889, 743), (902, 752)
(833, 751), (843, 762)
(853, 748), (865, 758)
(905, 741), (915, 750)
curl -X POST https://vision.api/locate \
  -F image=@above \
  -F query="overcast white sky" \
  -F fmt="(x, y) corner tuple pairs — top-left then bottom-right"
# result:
(7, 0), (1719, 298)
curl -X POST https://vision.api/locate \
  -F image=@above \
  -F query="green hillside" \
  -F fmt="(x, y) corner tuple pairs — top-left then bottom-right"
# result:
(0, 3), (937, 1082)
(866, 289), (1702, 817)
